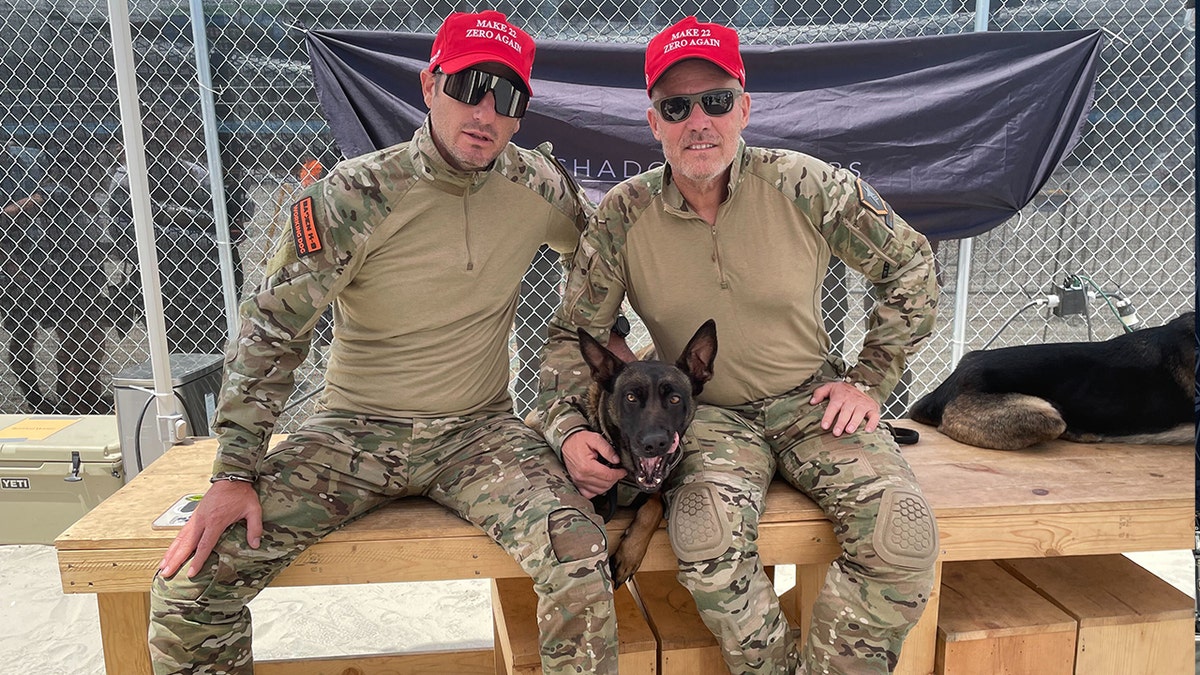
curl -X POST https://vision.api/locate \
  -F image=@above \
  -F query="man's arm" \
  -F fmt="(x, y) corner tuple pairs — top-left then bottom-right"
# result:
(820, 171), (939, 405)
(536, 202), (633, 496)
(159, 179), (368, 578)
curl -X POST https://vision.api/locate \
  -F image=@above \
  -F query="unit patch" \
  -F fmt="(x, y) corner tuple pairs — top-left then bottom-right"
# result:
(291, 196), (323, 257)
(857, 179), (894, 229)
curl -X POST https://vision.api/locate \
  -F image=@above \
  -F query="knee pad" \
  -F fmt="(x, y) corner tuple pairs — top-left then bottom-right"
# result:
(668, 482), (735, 563)
(547, 507), (606, 563)
(872, 487), (938, 570)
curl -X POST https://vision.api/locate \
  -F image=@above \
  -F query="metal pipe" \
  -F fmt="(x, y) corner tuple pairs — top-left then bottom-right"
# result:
(951, 0), (992, 367)
(189, 0), (240, 340)
(106, 0), (184, 455)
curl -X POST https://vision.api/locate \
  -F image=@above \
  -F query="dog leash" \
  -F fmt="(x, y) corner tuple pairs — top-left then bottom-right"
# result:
(882, 421), (920, 445)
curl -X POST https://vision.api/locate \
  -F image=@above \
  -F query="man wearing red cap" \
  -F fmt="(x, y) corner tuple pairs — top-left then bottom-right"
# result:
(539, 16), (940, 675)
(147, 11), (619, 674)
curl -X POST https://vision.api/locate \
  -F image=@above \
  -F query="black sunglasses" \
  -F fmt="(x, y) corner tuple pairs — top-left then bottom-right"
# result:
(438, 68), (530, 118)
(653, 88), (741, 123)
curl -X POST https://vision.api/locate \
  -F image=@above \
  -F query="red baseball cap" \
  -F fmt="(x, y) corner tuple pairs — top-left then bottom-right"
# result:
(429, 11), (536, 94)
(644, 16), (745, 94)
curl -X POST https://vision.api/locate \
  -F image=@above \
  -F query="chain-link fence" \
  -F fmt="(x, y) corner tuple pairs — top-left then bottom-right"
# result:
(0, 0), (1192, 428)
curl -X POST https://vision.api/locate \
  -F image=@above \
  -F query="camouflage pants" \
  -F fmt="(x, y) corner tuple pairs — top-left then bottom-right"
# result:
(149, 410), (617, 675)
(663, 364), (938, 675)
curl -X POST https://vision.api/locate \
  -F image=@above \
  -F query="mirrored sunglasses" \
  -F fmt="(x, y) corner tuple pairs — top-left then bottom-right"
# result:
(653, 88), (741, 123)
(439, 68), (530, 118)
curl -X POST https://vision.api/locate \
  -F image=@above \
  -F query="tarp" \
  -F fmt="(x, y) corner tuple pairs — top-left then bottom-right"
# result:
(306, 29), (1102, 240)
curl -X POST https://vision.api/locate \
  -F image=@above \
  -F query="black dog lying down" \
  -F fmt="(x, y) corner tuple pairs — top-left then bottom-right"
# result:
(577, 319), (717, 586)
(908, 311), (1195, 450)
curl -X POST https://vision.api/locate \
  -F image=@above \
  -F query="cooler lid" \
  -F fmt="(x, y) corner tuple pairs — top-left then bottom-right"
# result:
(0, 415), (122, 462)
(113, 353), (223, 388)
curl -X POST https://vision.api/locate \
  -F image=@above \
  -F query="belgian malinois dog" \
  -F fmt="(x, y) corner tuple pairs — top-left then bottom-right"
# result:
(577, 319), (717, 586)
(909, 311), (1195, 450)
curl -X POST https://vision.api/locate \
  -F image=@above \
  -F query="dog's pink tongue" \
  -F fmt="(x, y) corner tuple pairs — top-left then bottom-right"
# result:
(642, 456), (662, 475)
(669, 433), (680, 454)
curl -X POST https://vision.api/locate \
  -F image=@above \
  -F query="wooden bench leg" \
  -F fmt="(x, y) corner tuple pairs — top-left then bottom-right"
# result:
(782, 560), (941, 675)
(632, 570), (723, 674)
(493, 576), (656, 674)
(894, 560), (941, 675)
(98, 591), (152, 675)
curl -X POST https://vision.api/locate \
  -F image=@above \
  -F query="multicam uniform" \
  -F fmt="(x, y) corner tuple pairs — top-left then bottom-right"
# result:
(149, 121), (618, 675)
(538, 141), (940, 675)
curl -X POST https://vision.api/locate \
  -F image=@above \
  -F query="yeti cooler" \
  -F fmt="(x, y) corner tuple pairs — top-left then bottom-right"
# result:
(0, 415), (123, 544)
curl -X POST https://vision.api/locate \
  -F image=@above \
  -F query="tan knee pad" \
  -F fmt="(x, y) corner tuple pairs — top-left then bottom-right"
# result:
(872, 487), (939, 569)
(668, 482), (734, 563)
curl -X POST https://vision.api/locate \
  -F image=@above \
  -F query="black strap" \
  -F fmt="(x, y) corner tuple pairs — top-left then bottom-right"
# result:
(889, 424), (920, 445)
(591, 487), (619, 523)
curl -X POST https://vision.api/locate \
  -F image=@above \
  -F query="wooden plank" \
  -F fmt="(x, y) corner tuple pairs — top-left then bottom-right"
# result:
(491, 578), (540, 673)
(794, 563), (827, 642)
(97, 592), (152, 675)
(999, 555), (1195, 675)
(57, 498), (1191, 595)
(254, 647), (495, 674)
(631, 570), (724, 674)
(894, 561), (941, 675)
(1070, 621), (1193, 675)
(935, 506), (1193, 561)
(935, 632), (1077, 675)
(937, 561), (1078, 675)
(55, 431), (1193, 594)
(492, 576), (656, 675)
(999, 555), (1195, 627)
(615, 584), (660, 675)
(57, 429), (1193, 550)
(938, 561), (1077, 641)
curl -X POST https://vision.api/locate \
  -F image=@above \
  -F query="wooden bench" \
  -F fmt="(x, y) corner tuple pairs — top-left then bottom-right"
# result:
(54, 422), (1193, 674)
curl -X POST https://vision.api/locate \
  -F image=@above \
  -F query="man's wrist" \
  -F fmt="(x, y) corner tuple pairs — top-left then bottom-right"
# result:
(842, 376), (872, 394)
(610, 314), (631, 338)
(210, 472), (256, 485)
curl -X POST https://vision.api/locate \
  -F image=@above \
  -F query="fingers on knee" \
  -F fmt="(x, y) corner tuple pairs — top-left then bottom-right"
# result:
(871, 487), (939, 571)
(668, 482), (738, 563)
(151, 568), (210, 603)
(547, 507), (607, 563)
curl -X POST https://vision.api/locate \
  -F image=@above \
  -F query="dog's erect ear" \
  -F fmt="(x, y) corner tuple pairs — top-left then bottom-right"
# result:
(676, 319), (718, 395)
(578, 328), (624, 390)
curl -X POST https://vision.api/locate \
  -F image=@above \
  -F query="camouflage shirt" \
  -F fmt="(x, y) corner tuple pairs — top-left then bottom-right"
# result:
(537, 140), (938, 451)
(210, 120), (592, 480)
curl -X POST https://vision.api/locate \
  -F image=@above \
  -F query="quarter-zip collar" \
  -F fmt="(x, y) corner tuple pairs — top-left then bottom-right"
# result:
(409, 118), (494, 196)
(661, 137), (751, 219)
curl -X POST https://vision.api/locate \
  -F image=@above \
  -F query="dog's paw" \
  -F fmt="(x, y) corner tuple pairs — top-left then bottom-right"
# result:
(609, 551), (642, 590)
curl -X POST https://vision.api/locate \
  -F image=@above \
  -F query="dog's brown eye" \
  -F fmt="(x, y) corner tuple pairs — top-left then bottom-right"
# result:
(668, 394), (681, 405)
(626, 393), (637, 403)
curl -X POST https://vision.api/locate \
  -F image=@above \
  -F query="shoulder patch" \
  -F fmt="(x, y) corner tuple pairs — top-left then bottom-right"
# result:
(290, 196), (323, 257)
(856, 178), (894, 229)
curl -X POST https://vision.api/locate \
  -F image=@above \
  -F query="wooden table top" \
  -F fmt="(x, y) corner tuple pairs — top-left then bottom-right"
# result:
(55, 423), (1193, 594)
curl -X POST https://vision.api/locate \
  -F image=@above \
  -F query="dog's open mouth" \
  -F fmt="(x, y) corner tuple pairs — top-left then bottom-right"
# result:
(633, 433), (681, 491)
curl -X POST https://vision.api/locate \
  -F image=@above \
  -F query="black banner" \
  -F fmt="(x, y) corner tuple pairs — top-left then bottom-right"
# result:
(307, 29), (1102, 240)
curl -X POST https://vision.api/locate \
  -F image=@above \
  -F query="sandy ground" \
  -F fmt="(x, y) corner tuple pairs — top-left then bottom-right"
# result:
(0, 544), (492, 674)
(0, 543), (1194, 674)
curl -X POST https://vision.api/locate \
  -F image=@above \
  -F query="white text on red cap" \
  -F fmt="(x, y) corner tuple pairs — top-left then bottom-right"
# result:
(662, 28), (721, 54)
(467, 18), (524, 53)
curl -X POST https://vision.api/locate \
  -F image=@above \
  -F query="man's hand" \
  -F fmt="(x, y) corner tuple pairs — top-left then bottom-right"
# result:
(562, 430), (627, 499)
(157, 479), (263, 579)
(810, 381), (881, 437)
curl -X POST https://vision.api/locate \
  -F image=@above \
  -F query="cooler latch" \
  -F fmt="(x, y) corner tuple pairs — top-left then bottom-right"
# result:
(64, 451), (83, 483)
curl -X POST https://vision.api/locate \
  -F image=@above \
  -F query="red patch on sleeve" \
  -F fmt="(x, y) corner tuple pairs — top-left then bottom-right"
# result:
(291, 197), (322, 257)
